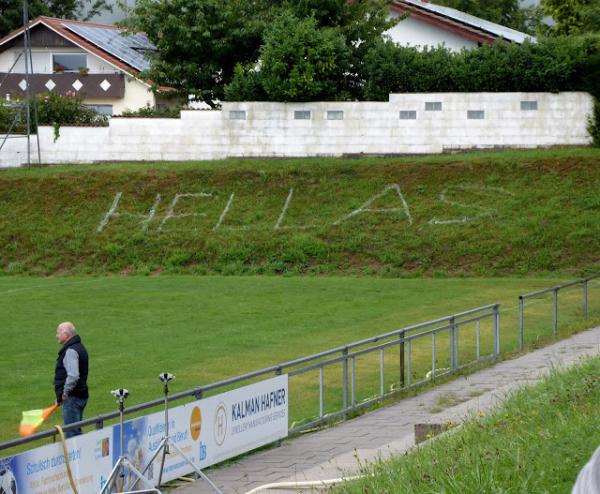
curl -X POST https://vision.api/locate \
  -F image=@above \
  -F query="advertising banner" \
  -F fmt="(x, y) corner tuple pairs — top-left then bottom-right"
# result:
(0, 374), (288, 494)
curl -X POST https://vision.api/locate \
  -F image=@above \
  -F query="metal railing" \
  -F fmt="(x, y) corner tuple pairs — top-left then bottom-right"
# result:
(0, 304), (499, 453)
(287, 304), (499, 433)
(518, 275), (600, 352)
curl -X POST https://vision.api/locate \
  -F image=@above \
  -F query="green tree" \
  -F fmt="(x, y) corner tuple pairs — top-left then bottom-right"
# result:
(124, 0), (277, 107)
(285, 0), (397, 94)
(541, 0), (600, 35)
(225, 0), (396, 102)
(127, 0), (394, 105)
(434, 0), (543, 34)
(258, 13), (351, 101)
(0, 0), (111, 37)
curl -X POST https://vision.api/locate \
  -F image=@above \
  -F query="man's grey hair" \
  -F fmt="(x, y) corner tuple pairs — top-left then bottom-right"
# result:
(58, 321), (77, 337)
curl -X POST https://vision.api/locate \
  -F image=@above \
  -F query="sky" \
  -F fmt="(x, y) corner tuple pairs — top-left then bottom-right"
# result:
(86, 0), (133, 24)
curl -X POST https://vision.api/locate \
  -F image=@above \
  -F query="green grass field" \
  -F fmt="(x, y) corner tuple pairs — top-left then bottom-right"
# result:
(0, 148), (599, 466)
(1, 275), (598, 446)
(334, 355), (600, 494)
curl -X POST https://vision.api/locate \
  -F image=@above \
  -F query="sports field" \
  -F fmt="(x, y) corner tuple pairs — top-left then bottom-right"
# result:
(1, 274), (598, 444)
(0, 149), (598, 448)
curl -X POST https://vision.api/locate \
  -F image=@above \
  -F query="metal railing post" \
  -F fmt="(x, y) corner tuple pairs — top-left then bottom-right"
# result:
(407, 340), (412, 387)
(399, 330), (405, 388)
(431, 333), (436, 381)
(584, 279), (589, 320)
(275, 367), (282, 446)
(553, 288), (558, 336)
(493, 304), (500, 356)
(351, 357), (356, 407)
(455, 321), (459, 368)
(518, 296), (524, 352)
(342, 348), (348, 413)
(380, 349), (385, 397)
(449, 317), (456, 370)
(476, 319), (481, 360)
(319, 367), (324, 418)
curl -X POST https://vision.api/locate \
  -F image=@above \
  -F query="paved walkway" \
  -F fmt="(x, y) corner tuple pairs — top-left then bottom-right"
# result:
(175, 326), (600, 494)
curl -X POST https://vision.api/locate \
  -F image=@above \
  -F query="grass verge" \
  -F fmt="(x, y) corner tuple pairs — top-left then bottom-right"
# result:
(334, 355), (600, 494)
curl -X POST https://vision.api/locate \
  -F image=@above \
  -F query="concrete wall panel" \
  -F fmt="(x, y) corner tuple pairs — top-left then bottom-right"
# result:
(0, 92), (593, 167)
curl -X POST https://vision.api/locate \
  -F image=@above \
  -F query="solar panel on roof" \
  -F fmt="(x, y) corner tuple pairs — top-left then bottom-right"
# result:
(63, 23), (154, 72)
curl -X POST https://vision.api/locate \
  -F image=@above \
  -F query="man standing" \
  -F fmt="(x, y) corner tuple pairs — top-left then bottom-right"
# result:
(54, 322), (89, 438)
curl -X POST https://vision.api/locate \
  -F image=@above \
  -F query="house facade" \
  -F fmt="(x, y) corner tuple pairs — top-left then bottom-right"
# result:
(387, 0), (535, 51)
(0, 16), (169, 115)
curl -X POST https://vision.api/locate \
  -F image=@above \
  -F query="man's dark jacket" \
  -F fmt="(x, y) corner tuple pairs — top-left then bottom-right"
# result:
(54, 335), (89, 403)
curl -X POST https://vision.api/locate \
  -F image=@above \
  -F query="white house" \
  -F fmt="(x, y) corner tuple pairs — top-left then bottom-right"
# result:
(0, 16), (172, 115)
(387, 0), (535, 51)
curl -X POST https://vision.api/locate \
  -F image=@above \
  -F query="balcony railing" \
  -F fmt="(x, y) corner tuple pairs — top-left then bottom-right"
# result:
(0, 72), (125, 99)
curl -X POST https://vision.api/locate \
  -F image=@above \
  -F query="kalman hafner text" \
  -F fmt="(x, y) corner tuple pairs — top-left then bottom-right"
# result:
(231, 388), (286, 421)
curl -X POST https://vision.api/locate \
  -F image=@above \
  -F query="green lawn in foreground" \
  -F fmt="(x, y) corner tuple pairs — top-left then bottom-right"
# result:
(2, 275), (598, 446)
(334, 356), (600, 494)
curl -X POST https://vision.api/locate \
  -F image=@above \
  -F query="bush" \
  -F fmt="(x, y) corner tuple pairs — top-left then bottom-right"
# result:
(0, 92), (108, 140)
(226, 12), (352, 102)
(0, 102), (24, 133)
(361, 34), (600, 100)
(361, 41), (458, 100)
(117, 105), (182, 118)
(225, 64), (268, 102)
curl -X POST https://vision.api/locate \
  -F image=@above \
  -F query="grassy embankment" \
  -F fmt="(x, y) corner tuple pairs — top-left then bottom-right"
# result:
(334, 355), (600, 494)
(0, 147), (599, 276)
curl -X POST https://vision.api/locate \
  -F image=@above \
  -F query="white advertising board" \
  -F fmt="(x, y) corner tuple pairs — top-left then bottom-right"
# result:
(0, 374), (288, 494)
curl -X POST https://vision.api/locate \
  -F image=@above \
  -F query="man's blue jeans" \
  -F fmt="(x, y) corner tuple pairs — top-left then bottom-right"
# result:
(62, 397), (88, 438)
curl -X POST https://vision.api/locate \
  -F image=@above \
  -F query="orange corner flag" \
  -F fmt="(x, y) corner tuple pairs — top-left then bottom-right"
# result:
(19, 403), (59, 436)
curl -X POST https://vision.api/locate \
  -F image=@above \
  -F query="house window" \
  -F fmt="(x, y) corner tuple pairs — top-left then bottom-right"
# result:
(425, 101), (442, 111)
(399, 110), (417, 120)
(520, 100), (538, 111)
(53, 54), (87, 73)
(229, 110), (246, 120)
(294, 110), (311, 120)
(467, 110), (485, 119)
(327, 110), (344, 120)
(85, 104), (113, 116)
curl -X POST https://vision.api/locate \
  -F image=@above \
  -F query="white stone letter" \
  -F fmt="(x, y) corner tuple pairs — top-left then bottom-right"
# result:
(334, 184), (413, 226)
(158, 193), (212, 231)
(97, 192), (162, 233)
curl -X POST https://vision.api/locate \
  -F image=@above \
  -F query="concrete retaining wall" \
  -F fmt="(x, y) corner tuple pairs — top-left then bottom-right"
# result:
(0, 92), (593, 167)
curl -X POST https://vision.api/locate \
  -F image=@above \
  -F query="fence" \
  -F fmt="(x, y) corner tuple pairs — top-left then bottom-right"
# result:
(518, 275), (600, 352)
(0, 305), (499, 453)
(286, 304), (499, 433)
